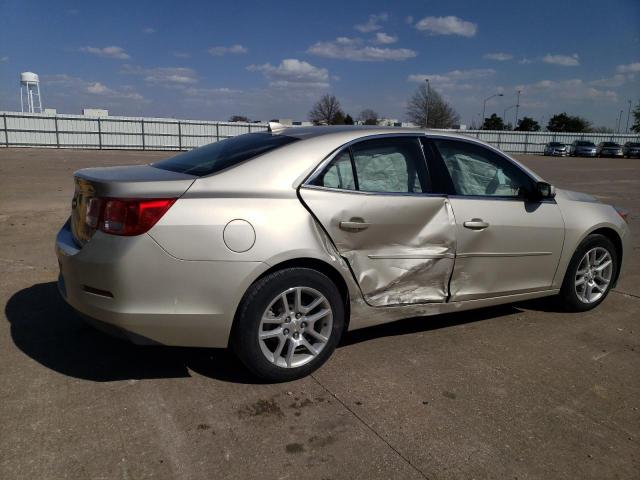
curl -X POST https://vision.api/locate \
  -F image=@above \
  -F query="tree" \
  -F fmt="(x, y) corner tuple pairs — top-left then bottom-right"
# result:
(631, 101), (640, 133)
(515, 116), (540, 131)
(228, 115), (250, 122)
(546, 112), (591, 132)
(309, 94), (345, 125)
(406, 84), (460, 128)
(482, 113), (505, 130)
(344, 114), (354, 125)
(359, 109), (379, 125)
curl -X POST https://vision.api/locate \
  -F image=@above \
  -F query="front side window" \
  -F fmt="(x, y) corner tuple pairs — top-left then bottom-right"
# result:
(433, 139), (533, 197)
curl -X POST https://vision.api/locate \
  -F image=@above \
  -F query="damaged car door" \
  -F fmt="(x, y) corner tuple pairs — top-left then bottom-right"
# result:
(300, 136), (456, 307)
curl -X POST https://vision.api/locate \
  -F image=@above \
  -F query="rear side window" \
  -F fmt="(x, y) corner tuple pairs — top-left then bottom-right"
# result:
(153, 132), (299, 176)
(310, 137), (430, 194)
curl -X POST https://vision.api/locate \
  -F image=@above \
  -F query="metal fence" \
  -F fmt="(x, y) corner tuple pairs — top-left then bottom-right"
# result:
(1, 111), (638, 153)
(0, 111), (268, 150)
(452, 129), (640, 154)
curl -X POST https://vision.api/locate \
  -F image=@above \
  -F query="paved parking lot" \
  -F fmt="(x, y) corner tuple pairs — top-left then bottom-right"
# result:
(1, 147), (638, 479)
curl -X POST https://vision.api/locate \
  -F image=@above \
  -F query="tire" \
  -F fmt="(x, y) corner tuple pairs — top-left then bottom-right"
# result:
(559, 234), (618, 312)
(230, 267), (345, 382)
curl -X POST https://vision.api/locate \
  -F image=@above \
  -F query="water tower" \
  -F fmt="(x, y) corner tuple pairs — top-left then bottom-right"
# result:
(20, 72), (43, 113)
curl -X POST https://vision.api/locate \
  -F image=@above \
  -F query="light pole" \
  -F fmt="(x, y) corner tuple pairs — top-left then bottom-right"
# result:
(514, 90), (521, 127)
(482, 93), (504, 129)
(424, 78), (430, 129)
(627, 100), (632, 133)
(617, 109), (624, 133)
(504, 105), (517, 129)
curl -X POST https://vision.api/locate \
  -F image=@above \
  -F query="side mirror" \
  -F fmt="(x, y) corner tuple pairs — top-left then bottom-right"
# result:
(534, 181), (555, 200)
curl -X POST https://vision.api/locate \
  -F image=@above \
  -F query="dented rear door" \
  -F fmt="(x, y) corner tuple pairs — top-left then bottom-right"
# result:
(299, 136), (456, 307)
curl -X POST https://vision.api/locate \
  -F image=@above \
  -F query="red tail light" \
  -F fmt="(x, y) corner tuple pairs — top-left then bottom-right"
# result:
(88, 198), (176, 236)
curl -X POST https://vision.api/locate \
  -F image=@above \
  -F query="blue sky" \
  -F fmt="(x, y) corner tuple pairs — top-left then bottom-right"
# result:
(0, 0), (638, 128)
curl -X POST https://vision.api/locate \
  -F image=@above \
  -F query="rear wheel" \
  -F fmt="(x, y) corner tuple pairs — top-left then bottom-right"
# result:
(559, 234), (617, 312)
(231, 268), (344, 382)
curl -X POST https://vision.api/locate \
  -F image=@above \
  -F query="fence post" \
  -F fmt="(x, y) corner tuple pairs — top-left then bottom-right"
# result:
(248, 123), (252, 133)
(54, 116), (60, 148)
(97, 118), (102, 149)
(524, 133), (529, 154)
(141, 119), (146, 150)
(216, 123), (220, 142)
(3, 114), (8, 147)
(177, 121), (182, 150)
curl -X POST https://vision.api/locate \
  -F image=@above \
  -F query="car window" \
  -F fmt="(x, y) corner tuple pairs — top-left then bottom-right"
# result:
(310, 137), (430, 194)
(153, 132), (299, 176)
(351, 137), (428, 193)
(313, 150), (356, 190)
(433, 139), (533, 197)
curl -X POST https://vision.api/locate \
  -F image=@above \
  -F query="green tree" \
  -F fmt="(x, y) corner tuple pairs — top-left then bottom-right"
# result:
(359, 109), (379, 125)
(546, 112), (591, 132)
(406, 84), (460, 128)
(515, 116), (540, 131)
(631, 101), (640, 133)
(482, 113), (505, 130)
(344, 114), (354, 125)
(309, 94), (345, 125)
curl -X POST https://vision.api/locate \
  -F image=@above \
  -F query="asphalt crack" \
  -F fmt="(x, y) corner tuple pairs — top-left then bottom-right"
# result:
(310, 374), (429, 480)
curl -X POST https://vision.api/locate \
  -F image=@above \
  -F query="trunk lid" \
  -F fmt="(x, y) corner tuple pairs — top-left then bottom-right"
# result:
(70, 165), (195, 246)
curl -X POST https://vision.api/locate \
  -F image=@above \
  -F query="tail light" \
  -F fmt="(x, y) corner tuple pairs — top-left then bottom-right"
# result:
(87, 197), (176, 236)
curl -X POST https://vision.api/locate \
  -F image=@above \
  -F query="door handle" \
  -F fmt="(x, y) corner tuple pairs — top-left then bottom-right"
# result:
(463, 219), (490, 230)
(339, 220), (370, 231)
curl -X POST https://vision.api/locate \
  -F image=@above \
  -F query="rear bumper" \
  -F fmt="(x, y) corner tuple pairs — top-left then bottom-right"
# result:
(55, 221), (267, 347)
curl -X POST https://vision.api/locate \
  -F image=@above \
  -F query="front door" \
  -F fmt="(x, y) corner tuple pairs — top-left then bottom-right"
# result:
(300, 136), (456, 307)
(429, 138), (565, 301)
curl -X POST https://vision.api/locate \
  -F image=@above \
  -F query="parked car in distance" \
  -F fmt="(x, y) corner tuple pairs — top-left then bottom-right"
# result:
(596, 141), (624, 158)
(56, 126), (631, 381)
(622, 141), (640, 158)
(543, 142), (569, 156)
(569, 140), (597, 157)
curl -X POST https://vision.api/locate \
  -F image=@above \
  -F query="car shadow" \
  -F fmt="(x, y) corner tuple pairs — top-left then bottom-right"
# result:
(4, 282), (262, 384)
(6, 282), (547, 383)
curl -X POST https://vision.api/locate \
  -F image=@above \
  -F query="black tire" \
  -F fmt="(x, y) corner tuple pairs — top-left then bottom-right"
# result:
(230, 267), (345, 382)
(558, 234), (618, 312)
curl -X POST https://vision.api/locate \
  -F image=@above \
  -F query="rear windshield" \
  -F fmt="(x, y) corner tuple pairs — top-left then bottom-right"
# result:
(153, 132), (300, 176)
(601, 142), (618, 147)
(576, 141), (595, 146)
(628, 143), (640, 147)
(549, 142), (564, 146)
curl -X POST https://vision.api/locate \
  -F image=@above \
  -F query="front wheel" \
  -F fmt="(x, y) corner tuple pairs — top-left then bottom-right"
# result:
(559, 234), (618, 312)
(231, 267), (345, 382)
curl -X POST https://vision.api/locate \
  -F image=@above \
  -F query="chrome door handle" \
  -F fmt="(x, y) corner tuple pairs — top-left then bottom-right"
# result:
(339, 221), (370, 231)
(463, 219), (490, 230)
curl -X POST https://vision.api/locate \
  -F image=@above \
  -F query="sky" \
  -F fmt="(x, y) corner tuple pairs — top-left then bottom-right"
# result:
(0, 0), (639, 129)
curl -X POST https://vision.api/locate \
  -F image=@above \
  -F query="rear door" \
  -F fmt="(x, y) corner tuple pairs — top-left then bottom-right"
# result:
(299, 136), (456, 307)
(426, 137), (565, 301)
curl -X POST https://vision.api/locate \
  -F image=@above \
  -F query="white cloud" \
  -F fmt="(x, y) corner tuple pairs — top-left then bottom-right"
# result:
(484, 52), (513, 61)
(542, 53), (579, 66)
(590, 74), (628, 88)
(515, 78), (617, 102)
(80, 46), (130, 60)
(121, 65), (199, 86)
(373, 32), (398, 44)
(85, 82), (144, 100)
(408, 69), (495, 91)
(143, 27), (156, 34)
(355, 13), (388, 33)
(414, 16), (477, 37)
(247, 58), (330, 88)
(518, 57), (532, 65)
(0, 56), (8, 62)
(308, 37), (416, 61)
(208, 44), (248, 56)
(616, 62), (640, 73)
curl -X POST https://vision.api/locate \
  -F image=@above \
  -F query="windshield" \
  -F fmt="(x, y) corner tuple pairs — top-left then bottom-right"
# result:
(153, 132), (300, 176)
(576, 141), (595, 147)
(549, 142), (564, 146)
(601, 142), (618, 147)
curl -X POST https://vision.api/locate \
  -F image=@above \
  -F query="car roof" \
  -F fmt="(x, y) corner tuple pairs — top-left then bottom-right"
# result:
(276, 125), (472, 143)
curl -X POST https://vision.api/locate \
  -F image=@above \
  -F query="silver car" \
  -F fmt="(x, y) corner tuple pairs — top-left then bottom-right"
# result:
(543, 142), (569, 156)
(570, 140), (598, 157)
(56, 126), (631, 381)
